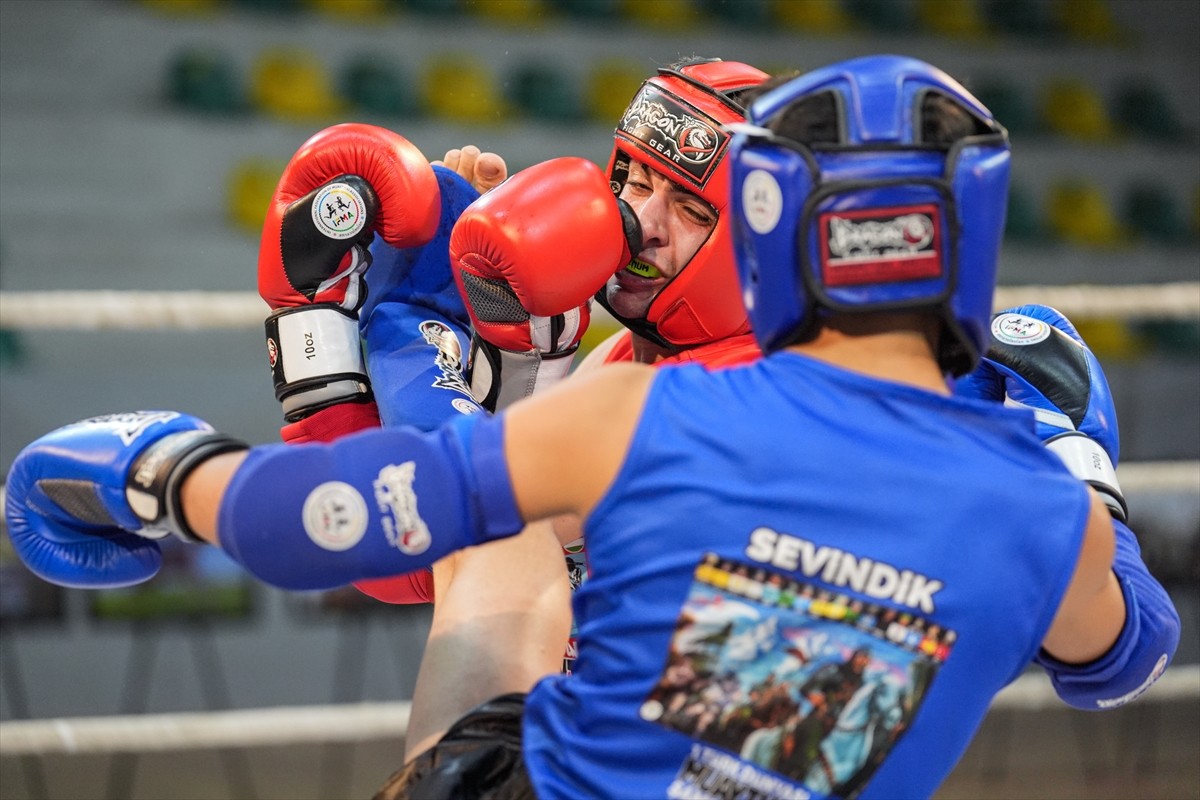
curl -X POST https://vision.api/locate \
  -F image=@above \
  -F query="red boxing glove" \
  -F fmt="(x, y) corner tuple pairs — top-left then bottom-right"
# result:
(259, 123), (441, 423)
(450, 157), (641, 410)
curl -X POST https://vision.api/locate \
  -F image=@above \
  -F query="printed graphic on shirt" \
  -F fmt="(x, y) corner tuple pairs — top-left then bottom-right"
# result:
(645, 554), (956, 800)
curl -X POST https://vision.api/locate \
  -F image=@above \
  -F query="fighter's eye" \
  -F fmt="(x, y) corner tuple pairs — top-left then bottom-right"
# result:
(680, 202), (716, 227)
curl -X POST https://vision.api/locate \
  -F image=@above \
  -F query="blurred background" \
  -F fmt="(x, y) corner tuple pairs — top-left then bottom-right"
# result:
(0, 0), (1197, 798)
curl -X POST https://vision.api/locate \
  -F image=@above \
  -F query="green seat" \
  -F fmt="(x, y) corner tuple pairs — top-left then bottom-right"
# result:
(700, 0), (773, 29)
(1003, 183), (1044, 242)
(166, 49), (245, 115)
(1113, 81), (1186, 142)
(1136, 320), (1200, 359)
(552, 0), (621, 18)
(508, 63), (582, 122)
(981, 0), (1057, 38)
(972, 78), (1039, 137)
(230, 0), (303, 13)
(404, 0), (464, 16)
(1123, 183), (1190, 243)
(342, 57), (420, 118)
(844, 0), (915, 32)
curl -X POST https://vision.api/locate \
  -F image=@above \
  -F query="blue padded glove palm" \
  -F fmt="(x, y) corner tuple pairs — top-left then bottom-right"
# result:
(956, 304), (1126, 520)
(4, 412), (246, 588)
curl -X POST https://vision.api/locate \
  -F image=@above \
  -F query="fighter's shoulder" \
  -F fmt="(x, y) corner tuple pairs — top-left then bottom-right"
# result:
(575, 329), (632, 375)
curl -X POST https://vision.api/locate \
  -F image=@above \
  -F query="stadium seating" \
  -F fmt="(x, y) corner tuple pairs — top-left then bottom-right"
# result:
(1046, 178), (1127, 247)
(421, 56), (509, 123)
(584, 59), (645, 122)
(227, 159), (286, 233)
(341, 56), (421, 118)
(916, 0), (990, 39)
(250, 48), (344, 120)
(1039, 78), (1117, 142)
(972, 77), (1040, 137)
(1123, 183), (1192, 244)
(1004, 183), (1046, 242)
(1114, 80), (1188, 142)
(166, 48), (245, 115)
(507, 62), (583, 122)
(620, 0), (699, 28)
(772, 0), (853, 33)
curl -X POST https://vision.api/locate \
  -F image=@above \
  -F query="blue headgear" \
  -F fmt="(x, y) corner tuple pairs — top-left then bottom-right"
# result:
(729, 55), (1011, 375)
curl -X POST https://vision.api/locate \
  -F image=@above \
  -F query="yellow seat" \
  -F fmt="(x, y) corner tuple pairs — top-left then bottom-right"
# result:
(916, 0), (990, 39)
(1055, 0), (1124, 43)
(621, 0), (700, 27)
(306, 0), (393, 21)
(1072, 319), (1146, 361)
(421, 56), (509, 123)
(1039, 79), (1115, 142)
(471, 0), (551, 24)
(772, 0), (852, 32)
(138, 0), (223, 15)
(1046, 179), (1127, 248)
(250, 49), (345, 121)
(584, 59), (646, 123)
(227, 159), (286, 234)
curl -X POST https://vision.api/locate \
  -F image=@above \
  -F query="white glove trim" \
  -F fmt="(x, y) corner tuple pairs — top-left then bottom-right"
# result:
(469, 339), (576, 412)
(1004, 397), (1075, 432)
(275, 306), (366, 385)
(1045, 432), (1127, 521)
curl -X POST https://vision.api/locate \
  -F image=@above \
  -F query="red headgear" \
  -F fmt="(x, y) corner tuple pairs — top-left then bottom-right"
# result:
(600, 59), (769, 348)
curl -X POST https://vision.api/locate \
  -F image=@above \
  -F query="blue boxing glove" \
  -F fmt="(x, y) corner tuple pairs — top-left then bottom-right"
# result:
(956, 303), (1126, 521)
(4, 412), (247, 588)
(958, 304), (1181, 709)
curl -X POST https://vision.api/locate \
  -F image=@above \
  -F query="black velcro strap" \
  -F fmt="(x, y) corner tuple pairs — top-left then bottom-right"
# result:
(126, 431), (249, 543)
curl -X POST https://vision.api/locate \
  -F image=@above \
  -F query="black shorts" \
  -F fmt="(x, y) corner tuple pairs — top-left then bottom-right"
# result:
(373, 693), (536, 800)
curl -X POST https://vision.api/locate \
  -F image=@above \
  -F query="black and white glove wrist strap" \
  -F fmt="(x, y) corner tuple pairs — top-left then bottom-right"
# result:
(1045, 432), (1128, 522)
(126, 431), (249, 543)
(468, 337), (576, 413)
(265, 305), (372, 422)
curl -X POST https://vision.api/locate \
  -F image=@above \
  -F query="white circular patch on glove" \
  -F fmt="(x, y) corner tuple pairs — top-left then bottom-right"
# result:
(742, 169), (783, 234)
(311, 182), (368, 240)
(303, 481), (368, 551)
(992, 313), (1051, 346)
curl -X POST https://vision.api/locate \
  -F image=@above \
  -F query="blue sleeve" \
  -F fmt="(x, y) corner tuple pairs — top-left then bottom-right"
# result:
(1036, 519), (1181, 710)
(218, 412), (522, 590)
(360, 166), (484, 431)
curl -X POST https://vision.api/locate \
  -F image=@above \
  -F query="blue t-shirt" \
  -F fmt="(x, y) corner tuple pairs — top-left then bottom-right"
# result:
(522, 352), (1090, 800)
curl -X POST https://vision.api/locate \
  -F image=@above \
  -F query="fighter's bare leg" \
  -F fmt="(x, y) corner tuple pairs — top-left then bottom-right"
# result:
(432, 145), (507, 194)
(404, 517), (571, 760)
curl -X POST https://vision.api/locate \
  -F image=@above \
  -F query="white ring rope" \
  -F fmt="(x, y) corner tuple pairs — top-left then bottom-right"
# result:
(0, 666), (1195, 756)
(0, 283), (1198, 330)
